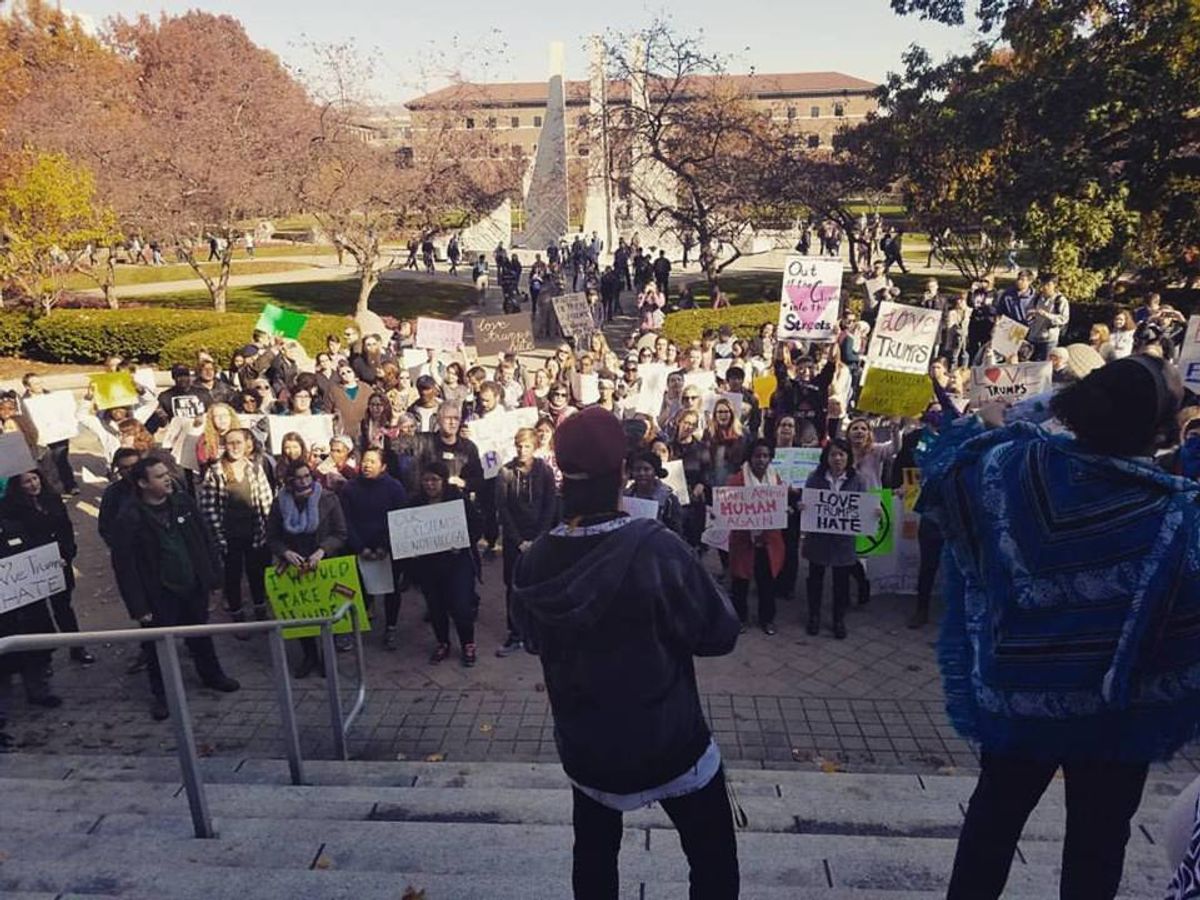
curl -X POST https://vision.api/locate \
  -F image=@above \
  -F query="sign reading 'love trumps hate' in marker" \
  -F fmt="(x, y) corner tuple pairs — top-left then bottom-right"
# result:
(969, 362), (1053, 405)
(777, 256), (843, 342)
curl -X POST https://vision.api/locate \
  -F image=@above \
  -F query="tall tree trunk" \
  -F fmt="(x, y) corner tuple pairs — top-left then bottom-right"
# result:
(213, 247), (234, 314)
(356, 269), (379, 315)
(104, 254), (119, 309)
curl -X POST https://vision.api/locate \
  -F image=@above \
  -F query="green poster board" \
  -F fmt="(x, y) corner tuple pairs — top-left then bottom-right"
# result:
(263, 554), (371, 639)
(856, 488), (894, 557)
(254, 303), (309, 340)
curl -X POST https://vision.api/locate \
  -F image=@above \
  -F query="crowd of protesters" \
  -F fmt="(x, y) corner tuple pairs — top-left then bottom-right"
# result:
(4, 228), (1200, 899)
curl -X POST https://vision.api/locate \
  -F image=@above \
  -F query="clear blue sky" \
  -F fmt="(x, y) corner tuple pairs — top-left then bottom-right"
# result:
(66, 0), (981, 102)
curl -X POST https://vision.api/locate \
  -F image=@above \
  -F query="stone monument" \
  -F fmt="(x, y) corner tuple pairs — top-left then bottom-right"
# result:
(521, 42), (570, 251)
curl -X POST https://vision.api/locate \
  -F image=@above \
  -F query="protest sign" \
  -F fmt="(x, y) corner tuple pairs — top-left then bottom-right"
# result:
(415, 317), (464, 352)
(472, 313), (535, 356)
(714, 358), (733, 379)
(263, 554), (370, 640)
(867, 491), (920, 595)
(170, 395), (206, 419)
(1178, 317), (1200, 390)
(752, 374), (777, 409)
(712, 484), (788, 530)
(777, 256), (843, 342)
(621, 495), (660, 520)
(684, 370), (717, 395)
(266, 414), (335, 455)
(701, 506), (730, 552)
(635, 363), (669, 415)
(357, 555), (395, 595)
(133, 367), (158, 394)
(901, 468), (921, 514)
(992, 316), (1029, 359)
(0, 542), (66, 615)
(388, 500), (471, 559)
(857, 368), (932, 418)
(0, 432), (37, 479)
(254, 303), (308, 340)
(863, 275), (888, 301)
(771, 447), (821, 489)
(551, 293), (595, 342)
(90, 372), (139, 410)
(572, 371), (600, 406)
(856, 488), (894, 556)
(719, 392), (744, 417)
(22, 392), (79, 445)
(663, 459), (690, 506)
(866, 301), (941, 374)
(799, 488), (881, 536)
(969, 362), (1053, 405)
(470, 408), (536, 479)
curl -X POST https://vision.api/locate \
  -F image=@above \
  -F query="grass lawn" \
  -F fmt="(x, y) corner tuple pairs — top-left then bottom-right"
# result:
(64, 260), (315, 290)
(132, 275), (477, 319)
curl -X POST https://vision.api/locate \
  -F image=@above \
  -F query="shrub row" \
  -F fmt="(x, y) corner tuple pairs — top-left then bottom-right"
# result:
(661, 302), (777, 347)
(0, 308), (350, 364)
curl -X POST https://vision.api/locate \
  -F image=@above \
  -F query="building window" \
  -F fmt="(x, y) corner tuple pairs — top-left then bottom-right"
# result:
(577, 114), (588, 128)
(510, 144), (522, 158)
(511, 116), (520, 128)
(834, 103), (845, 117)
(533, 115), (543, 127)
(811, 106), (821, 118)
(786, 106), (796, 120)
(807, 134), (821, 149)
(465, 117), (475, 129)
(486, 117), (497, 129)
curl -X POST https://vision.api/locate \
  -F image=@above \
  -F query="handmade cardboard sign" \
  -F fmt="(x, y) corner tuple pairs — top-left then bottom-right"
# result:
(1178, 316), (1200, 390)
(800, 488), (882, 536)
(263, 554), (370, 640)
(777, 256), (843, 342)
(712, 484), (788, 530)
(22, 392), (79, 446)
(472, 313), (536, 356)
(621, 495), (660, 520)
(856, 368), (932, 419)
(856, 488), (894, 556)
(663, 459), (690, 506)
(771, 447), (822, 489)
(266, 414), (335, 455)
(254, 303), (308, 340)
(0, 543), (66, 615)
(866, 301), (941, 375)
(388, 500), (471, 559)
(551, 293), (595, 342)
(90, 372), (139, 410)
(414, 317), (464, 352)
(969, 362), (1053, 405)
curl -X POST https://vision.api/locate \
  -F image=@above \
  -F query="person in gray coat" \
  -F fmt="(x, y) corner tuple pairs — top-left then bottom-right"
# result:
(800, 438), (866, 640)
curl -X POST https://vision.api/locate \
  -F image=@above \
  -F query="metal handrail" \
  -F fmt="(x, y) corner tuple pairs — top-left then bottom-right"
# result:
(0, 601), (367, 839)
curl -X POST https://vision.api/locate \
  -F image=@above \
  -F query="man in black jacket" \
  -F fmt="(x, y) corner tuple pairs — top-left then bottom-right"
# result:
(512, 407), (740, 899)
(112, 458), (240, 720)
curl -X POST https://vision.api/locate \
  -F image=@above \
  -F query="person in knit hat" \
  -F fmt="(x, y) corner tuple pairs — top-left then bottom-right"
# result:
(511, 407), (741, 898)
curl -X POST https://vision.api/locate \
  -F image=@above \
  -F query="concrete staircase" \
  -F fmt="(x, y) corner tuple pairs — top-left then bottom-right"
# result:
(0, 754), (1182, 898)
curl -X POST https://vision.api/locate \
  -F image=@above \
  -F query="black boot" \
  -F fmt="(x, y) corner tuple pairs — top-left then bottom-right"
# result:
(907, 598), (930, 629)
(833, 595), (849, 640)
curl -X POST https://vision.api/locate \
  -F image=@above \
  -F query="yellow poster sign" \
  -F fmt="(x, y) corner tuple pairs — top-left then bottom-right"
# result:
(902, 467), (922, 513)
(89, 371), (140, 410)
(752, 374), (777, 410)
(857, 368), (931, 419)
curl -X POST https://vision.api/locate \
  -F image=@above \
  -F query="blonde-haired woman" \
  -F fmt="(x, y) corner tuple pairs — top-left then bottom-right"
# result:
(706, 397), (747, 489)
(195, 402), (242, 470)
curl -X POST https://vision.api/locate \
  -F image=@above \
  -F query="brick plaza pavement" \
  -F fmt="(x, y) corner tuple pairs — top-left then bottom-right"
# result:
(8, 476), (1200, 778)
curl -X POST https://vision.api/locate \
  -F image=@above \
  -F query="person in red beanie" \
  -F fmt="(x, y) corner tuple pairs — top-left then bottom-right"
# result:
(511, 406), (741, 900)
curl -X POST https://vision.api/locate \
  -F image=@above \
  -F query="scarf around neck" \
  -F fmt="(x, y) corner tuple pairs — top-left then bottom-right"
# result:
(280, 481), (322, 535)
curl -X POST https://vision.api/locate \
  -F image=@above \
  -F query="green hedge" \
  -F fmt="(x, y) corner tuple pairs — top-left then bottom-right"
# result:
(159, 313), (348, 368)
(26, 310), (250, 363)
(661, 303), (777, 347)
(0, 312), (34, 357)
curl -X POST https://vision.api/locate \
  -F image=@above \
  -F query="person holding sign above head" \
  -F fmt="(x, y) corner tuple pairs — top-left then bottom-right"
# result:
(112, 458), (240, 720)
(409, 460), (481, 667)
(726, 440), (786, 636)
(266, 459), (349, 679)
(20, 373), (79, 495)
(511, 407), (741, 899)
(800, 439), (867, 640)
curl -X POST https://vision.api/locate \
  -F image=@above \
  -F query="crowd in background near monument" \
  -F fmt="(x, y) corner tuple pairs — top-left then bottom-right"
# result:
(4, 221), (1200, 899)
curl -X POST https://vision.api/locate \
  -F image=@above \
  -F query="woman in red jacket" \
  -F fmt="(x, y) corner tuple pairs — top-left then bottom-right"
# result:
(726, 439), (786, 635)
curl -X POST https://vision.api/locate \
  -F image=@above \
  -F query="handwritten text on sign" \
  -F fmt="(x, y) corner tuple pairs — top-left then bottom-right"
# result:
(866, 301), (942, 374)
(712, 484), (788, 530)
(777, 256), (843, 342)
(552, 293), (596, 341)
(799, 488), (881, 536)
(262, 554), (370, 640)
(0, 543), (66, 615)
(472, 313), (535, 356)
(1179, 316), (1200, 391)
(414, 317), (464, 352)
(969, 362), (1053, 405)
(388, 500), (471, 559)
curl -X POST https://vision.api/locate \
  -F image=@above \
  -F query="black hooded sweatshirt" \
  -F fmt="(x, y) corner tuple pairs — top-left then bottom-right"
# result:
(512, 516), (738, 794)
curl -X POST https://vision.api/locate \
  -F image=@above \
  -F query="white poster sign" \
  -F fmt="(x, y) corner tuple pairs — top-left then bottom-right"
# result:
(969, 362), (1053, 405)
(712, 484), (788, 530)
(663, 459), (690, 506)
(357, 555), (395, 595)
(414, 317), (464, 352)
(800, 488), (882, 536)
(22, 392), (79, 446)
(0, 432), (38, 479)
(866, 301), (942, 375)
(621, 495), (660, 520)
(991, 315), (1029, 360)
(777, 256), (844, 342)
(1178, 316), (1200, 391)
(701, 506), (730, 552)
(266, 414), (335, 455)
(771, 447), (822, 489)
(0, 543), (66, 615)
(388, 500), (471, 560)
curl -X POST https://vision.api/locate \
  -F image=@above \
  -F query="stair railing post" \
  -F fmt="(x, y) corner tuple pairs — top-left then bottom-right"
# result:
(156, 636), (215, 838)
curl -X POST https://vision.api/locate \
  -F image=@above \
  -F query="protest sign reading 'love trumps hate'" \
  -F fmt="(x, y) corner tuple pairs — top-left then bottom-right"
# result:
(388, 500), (471, 560)
(866, 301), (942, 375)
(777, 256), (843, 342)
(712, 484), (789, 531)
(1178, 316), (1200, 391)
(800, 488), (881, 536)
(0, 543), (66, 615)
(471, 313), (535, 356)
(263, 554), (370, 640)
(969, 362), (1053, 405)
